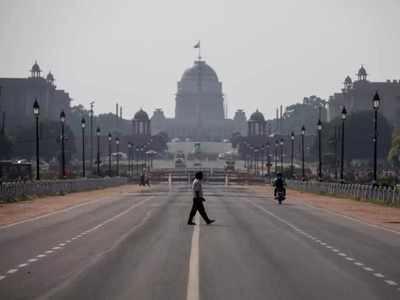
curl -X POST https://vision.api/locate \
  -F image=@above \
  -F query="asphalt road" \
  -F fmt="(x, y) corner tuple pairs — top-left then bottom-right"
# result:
(0, 184), (399, 300)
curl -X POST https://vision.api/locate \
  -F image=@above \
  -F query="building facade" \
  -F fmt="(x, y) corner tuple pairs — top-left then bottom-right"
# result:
(0, 61), (72, 132)
(328, 65), (400, 128)
(150, 58), (247, 141)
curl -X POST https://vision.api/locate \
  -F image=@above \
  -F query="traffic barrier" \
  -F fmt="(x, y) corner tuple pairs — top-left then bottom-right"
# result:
(286, 180), (400, 207)
(0, 177), (128, 202)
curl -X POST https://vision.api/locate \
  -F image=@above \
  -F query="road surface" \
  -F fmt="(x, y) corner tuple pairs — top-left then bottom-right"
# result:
(0, 184), (399, 299)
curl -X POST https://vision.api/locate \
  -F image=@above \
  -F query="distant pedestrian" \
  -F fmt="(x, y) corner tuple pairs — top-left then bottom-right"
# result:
(187, 171), (215, 225)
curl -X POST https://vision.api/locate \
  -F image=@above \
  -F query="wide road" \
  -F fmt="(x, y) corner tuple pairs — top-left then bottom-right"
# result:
(0, 184), (399, 299)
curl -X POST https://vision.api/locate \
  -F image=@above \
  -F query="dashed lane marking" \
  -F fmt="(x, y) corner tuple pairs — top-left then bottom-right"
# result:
(186, 214), (200, 300)
(0, 195), (155, 283)
(247, 200), (400, 293)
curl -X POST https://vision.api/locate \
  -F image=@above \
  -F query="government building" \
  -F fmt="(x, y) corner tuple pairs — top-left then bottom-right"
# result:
(150, 58), (247, 141)
(328, 65), (400, 128)
(0, 61), (72, 132)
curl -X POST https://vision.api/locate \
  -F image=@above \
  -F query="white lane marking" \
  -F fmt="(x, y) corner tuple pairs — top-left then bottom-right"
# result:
(0, 195), (116, 231)
(0, 275), (5, 280)
(0, 195), (155, 282)
(18, 263), (28, 268)
(7, 269), (18, 274)
(186, 214), (200, 300)
(248, 200), (399, 291)
(45, 250), (53, 254)
(37, 254), (46, 258)
(300, 202), (400, 236)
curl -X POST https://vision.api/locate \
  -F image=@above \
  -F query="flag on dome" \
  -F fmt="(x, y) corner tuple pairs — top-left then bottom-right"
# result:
(194, 41), (200, 48)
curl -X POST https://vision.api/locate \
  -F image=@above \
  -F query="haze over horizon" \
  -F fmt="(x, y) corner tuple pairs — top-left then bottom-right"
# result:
(1, 0), (399, 120)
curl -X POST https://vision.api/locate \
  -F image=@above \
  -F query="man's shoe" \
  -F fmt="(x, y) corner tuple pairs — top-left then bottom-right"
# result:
(187, 222), (196, 225)
(206, 220), (215, 225)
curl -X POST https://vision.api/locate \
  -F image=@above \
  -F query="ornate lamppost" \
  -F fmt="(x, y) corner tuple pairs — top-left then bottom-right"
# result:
(128, 142), (132, 177)
(290, 132), (295, 178)
(115, 137), (120, 176)
(33, 99), (40, 180)
(301, 125), (305, 180)
(340, 106), (347, 183)
(274, 140), (278, 174)
(96, 127), (101, 176)
(254, 148), (259, 175)
(317, 119), (322, 181)
(372, 91), (380, 184)
(81, 118), (86, 177)
(108, 133), (112, 176)
(60, 110), (66, 178)
(280, 138), (284, 173)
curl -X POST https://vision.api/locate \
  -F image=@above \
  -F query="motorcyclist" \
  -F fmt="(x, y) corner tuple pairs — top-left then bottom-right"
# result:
(273, 172), (286, 199)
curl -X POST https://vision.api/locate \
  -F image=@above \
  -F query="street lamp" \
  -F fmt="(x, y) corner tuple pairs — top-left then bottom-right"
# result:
(128, 142), (132, 177)
(33, 99), (40, 180)
(136, 147), (139, 177)
(60, 110), (66, 178)
(254, 148), (259, 175)
(340, 106), (347, 183)
(290, 132), (295, 178)
(317, 119), (322, 181)
(274, 140), (279, 174)
(301, 125), (305, 180)
(96, 127), (101, 176)
(140, 147), (144, 175)
(108, 133), (112, 176)
(115, 137), (120, 176)
(89, 102), (94, 171)
(81, 118), (86, 177)
(372, 91), (380, 184)
(261, 145), (265, 175)
(280, 138), (284, 173)
(266, 142), (271, 177)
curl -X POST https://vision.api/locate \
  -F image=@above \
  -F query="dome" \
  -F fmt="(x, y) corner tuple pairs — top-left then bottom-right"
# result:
(31, 61), (41, 73)
(344, 76), (352, 84)
(134, 108), (149, 121)
(46, 71), (55, 82)
(358, 65), (367, 76)
(249, 110), (265, 122)
(181, 60), (219, 83)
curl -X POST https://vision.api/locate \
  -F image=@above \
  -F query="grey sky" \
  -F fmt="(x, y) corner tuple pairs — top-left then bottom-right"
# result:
(1, 0), (399, 119)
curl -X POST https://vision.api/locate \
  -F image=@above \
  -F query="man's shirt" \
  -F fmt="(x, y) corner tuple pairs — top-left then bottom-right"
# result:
(192, 178), (203, 198)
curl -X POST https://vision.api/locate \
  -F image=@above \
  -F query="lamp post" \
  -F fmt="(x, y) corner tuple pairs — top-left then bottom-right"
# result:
(115, 137), (120, 176)
(33, 99), (40, 180)
(254, 148), (259, 175)
(107, 133), (112, 176)
(140, 147), (144, 175)
(372, 91), (380, 184)
(266, 142), (271, 177)
(340, 106), (347, 183)
(136, 147), (139, 176)
(261, 145), (265, 175)
(81, 118), (86, 177)
(280, 138), (284, 173)
(301, 125), (305, 180)
(128, 142), (132, 177)
(60, 110), (66, 178)
(274, 140), (278, 174)
(317, 119), (322, 181)
(96, 127), (101, 176)
(290, 132), (294, 178)
(89, 102), (94, 171)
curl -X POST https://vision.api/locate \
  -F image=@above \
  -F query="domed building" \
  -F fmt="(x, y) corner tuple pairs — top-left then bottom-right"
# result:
(151, 57), (247, 141)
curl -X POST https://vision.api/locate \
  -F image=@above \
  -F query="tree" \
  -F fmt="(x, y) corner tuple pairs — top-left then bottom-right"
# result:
(0, 133), (13, 159)
(388, 129), (400, 167)
(312, 110), (393, 163)
(12, 121), (76, 162)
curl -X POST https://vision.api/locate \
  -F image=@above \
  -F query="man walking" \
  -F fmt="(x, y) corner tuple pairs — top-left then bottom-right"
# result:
(187, 171), (215, 225)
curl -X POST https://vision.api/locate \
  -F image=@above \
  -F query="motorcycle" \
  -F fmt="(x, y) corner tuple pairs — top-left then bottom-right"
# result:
(275, 188), (285, 205)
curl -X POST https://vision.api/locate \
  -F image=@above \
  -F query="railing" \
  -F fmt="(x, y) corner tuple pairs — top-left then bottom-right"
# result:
(0, 177), (128, 202)
(287, 180), (400, 207)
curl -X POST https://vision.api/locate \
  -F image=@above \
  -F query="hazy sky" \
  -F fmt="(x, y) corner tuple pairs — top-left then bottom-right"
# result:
(1, 0), (399, 119)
